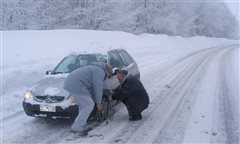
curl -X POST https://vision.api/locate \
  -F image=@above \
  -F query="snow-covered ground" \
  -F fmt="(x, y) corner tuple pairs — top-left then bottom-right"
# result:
(1, 30), (239, 143)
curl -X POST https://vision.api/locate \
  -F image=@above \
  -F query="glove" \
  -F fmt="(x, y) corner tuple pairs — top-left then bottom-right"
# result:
(103, 89), (113, 97)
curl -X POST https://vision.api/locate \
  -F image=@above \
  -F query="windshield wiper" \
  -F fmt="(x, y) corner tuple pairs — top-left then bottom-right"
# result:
(51, 72), (63, 75)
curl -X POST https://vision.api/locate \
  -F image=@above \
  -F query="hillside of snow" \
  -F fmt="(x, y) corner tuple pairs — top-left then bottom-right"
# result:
(1, 30), (239, 143)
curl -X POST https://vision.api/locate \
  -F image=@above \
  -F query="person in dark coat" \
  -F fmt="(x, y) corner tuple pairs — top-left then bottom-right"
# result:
(109, 70), (149, 121)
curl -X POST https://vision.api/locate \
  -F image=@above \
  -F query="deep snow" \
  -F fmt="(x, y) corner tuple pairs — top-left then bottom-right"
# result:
(1, 30), (239, 143)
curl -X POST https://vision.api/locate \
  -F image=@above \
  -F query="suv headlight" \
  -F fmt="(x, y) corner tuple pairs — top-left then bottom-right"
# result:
(24, 91), (33, 100)
(67, 95), (75, 103)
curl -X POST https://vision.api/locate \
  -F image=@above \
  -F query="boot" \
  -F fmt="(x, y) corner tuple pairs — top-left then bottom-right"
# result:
(129, 113), (142, 121)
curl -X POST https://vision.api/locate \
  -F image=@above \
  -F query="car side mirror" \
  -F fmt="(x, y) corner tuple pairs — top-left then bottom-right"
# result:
(112, 68), (120, 76)
(45, 70), (52, 75)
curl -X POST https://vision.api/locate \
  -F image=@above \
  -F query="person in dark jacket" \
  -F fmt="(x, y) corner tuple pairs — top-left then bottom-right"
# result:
(64, 62), (112, 134)
(109, 70), (149, 121)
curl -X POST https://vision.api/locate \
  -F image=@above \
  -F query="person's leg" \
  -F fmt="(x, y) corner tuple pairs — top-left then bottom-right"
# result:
(121, 99), (132, 118)
(127, 103), (142, 121)
(71, 94), (94, 132)
(129, 111), (142, 121)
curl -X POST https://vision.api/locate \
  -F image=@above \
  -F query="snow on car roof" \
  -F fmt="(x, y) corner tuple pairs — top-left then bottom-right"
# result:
(66, 47), (125, 57)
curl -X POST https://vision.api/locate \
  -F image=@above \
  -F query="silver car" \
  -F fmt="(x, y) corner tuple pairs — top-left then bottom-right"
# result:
(22, 49), (140, 119)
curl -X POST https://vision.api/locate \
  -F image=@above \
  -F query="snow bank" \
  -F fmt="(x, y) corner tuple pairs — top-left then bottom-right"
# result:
(2, 30), (237, 67)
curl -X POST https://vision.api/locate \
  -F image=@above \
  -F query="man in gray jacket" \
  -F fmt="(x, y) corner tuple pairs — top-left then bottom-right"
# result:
(64, 62), (112, 134)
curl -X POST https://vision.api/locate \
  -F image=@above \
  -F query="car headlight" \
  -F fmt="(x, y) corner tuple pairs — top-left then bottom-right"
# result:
(24, 91), (33, 100)
(67, 95), (75, 103)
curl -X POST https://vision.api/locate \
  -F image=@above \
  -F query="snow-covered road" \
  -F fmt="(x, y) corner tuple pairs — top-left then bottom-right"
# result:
(2, 44), (239, 144)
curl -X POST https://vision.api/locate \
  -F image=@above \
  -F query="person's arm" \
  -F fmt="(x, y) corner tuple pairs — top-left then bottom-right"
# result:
(112, 78), (140, 100)
(92, 69), (105, 105)
(112, 88), (125, 100)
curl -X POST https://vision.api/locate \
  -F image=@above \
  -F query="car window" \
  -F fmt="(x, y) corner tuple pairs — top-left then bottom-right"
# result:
(109, 52), (124, 68)
(119, 51), (133, 66)
(77, 54), (107, 66)
(53, 54), (106, 73)
(53, 55), (78, 73)
(96, 54), (108, 63)
(77, 55), (97, 67)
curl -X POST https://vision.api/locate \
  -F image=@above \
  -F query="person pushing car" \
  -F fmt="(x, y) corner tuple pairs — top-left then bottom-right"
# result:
(63, 62), (112, 134)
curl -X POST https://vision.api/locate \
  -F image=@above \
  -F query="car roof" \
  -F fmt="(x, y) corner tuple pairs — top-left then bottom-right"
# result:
(67, 48), (127, 57)
(107, 48), (126, 53)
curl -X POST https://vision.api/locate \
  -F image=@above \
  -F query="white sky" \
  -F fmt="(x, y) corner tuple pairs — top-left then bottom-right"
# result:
(225, 1), (239, 21)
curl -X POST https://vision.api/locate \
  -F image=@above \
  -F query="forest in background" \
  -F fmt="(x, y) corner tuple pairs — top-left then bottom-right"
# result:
(1, 0), (239, 39)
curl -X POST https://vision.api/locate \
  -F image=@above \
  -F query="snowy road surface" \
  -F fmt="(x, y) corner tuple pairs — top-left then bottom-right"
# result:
(2, 44), (239, 144)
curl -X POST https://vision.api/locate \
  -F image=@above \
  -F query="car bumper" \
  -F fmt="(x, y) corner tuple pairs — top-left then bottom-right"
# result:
(22, 101), (79, 119)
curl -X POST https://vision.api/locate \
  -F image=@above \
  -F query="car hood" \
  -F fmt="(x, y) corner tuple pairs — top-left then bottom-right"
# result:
(29, 74), (69, 97)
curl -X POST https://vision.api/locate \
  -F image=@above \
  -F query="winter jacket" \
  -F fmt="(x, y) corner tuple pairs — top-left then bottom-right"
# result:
(112, 75), (149, 112)
(64, 62), (107, 104)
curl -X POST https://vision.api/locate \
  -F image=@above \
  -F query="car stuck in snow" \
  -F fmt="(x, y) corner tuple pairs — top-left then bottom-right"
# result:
(22, 49), (140, 120)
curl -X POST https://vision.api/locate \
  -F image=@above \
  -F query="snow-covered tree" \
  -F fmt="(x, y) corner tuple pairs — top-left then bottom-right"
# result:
(1, 0), (239, 39)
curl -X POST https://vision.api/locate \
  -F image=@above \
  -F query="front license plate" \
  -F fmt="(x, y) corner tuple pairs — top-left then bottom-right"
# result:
(40, 105), (56, 112)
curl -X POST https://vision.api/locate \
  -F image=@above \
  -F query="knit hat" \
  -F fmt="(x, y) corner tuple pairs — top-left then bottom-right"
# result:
(116, 69), (128, 76)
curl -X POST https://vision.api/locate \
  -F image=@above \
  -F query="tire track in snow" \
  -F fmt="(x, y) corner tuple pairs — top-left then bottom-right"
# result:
(2, 44), (237, 144)
(60, 45), (208, 143)
(113, 46), (236, 143)
(26, 43), (200, 143)
(218, 47), (239, 144)
(4, 118), (72, 143)
(122, 46), (223, 143)
(57, 44), (207, 143)
(59, 45), (234, 143)
(1, 110), (24, 122)
(153, 46), (234, 143)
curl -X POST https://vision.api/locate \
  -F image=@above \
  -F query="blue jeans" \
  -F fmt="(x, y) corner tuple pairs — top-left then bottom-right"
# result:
(70, 93), (94, 131)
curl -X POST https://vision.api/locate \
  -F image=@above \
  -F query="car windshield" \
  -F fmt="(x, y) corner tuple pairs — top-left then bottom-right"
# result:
(52, 54), (107, 74)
